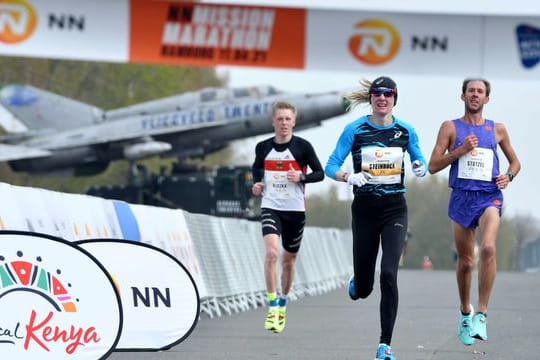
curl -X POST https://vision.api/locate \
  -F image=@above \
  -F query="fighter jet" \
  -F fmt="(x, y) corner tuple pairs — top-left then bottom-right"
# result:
(0, 84), (347, 176)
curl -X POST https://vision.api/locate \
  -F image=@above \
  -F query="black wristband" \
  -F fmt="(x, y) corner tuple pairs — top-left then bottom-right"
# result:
(507, 171), (515, 182)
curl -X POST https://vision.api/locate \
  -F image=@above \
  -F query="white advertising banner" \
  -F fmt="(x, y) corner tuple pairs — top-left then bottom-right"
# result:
(0, 2), (539, 77)
(0, 231), (122, 360)
(129, 204), (208, 297)
(484, 17), (540, 78)
(306, 11), (484, 75)
(0, 0), (128, 62)
(78, 240), (200, 350)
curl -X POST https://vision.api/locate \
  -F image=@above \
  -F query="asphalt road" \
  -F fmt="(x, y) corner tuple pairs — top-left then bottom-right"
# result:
(109, 270), (540, 360)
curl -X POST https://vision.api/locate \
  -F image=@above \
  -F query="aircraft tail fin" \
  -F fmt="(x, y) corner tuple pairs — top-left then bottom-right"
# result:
(0, 84), (104, 132)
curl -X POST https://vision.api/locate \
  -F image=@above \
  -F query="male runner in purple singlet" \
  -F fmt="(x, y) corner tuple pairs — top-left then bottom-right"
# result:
(428, 78), (521, 346)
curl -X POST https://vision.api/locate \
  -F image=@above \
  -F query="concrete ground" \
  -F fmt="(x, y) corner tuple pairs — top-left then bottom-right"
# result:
(109, 270), (540, 360)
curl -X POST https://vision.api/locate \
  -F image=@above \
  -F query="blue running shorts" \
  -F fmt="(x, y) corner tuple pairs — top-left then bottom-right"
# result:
(449, 189), (503, 229)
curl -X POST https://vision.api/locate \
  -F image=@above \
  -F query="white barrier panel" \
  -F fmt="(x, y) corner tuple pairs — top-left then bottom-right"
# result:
(0, 231), (122, 360)
(77, 240), (200, 351)
(11, 185), (64, 236)
(0, 181), (352, 319)
(54, 193), (123, 241)
(0, 183), (28, 231)
(129, 204), (207, 298)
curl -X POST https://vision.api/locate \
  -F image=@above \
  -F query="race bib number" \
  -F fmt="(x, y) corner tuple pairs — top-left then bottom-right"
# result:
(361, 147), (403, 184)
(265, 171), (295, 199)
(458, 147), (494, 181)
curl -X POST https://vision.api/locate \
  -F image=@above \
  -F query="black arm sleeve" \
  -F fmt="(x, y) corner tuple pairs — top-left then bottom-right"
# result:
(287, 136), (324, 184)
(302, 141), (324, 184)
(252, 141), (267, 183)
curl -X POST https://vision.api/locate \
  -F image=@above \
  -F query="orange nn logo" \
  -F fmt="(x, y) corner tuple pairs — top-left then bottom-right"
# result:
(348, 19), (400, 65)
(0, 0), (37, 44)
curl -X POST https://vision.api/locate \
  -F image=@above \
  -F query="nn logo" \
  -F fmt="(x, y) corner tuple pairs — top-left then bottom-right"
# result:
(348, 18), (449, 66)
(0, 0), (37, 43)
(48, 13), (85, 31)
(348, 19), (400, 65)
(516, 24), (540, 69)
(132, 287), (171, 308)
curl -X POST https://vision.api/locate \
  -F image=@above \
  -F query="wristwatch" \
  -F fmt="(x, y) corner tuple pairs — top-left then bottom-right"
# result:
(300, 173), (306, 182)
(507, 170), (515, 182)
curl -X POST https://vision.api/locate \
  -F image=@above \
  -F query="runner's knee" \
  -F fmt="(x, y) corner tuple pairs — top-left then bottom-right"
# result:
(479, 244), (496, 261)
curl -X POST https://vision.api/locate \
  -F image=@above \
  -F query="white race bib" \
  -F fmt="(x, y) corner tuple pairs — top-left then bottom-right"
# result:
(361, 146), (403, 184)
(458, 147), (494, 181)
(265, 171), (295, 199)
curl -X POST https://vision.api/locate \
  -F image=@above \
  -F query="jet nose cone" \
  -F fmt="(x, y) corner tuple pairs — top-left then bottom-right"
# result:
(290, 91), (348, 130)
(312, 92), (349, 119)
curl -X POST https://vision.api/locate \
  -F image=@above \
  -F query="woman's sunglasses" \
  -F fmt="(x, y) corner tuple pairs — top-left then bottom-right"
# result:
(371, 88), (396, 97)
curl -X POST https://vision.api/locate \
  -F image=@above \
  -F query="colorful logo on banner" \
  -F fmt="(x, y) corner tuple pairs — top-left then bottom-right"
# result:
(0, 231), (122, 360)
(516, 24), (540, 69)
(0, 0), (37, 43)
(77, 240), (200, 351)
(348, 19), (400, 65)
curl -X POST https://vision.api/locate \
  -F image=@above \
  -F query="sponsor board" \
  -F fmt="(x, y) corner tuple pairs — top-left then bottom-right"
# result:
(128, 204), (207, 297)
(77, 239), (200, 351)
(0, 0), (128, 61)
(129, 0), (305, 68)
(0, 2), (539, 82)
(0, 230), (122, 360)
(483, 18), (540, 77)
(516, 23), (540, 68)
(306, 10), (484, 74)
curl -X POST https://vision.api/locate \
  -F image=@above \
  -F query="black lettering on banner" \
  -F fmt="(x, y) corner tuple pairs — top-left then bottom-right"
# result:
(167, 5), (193, 22)
(132, 287), (171, 308)
(411, 36), (448, 51)
(161, 45), (214, 58)
(48, 14), (85, 31)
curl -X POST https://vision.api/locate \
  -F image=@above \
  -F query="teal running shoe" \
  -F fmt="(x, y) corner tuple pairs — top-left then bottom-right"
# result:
(458, 305), (475, 346)
(348, 275), (360, 300)
(471, 312), (488, 340)
(375, 343), (396, 360)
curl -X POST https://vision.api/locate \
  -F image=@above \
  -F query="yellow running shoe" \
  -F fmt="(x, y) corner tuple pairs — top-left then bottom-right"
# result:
(264, 307), (278, 331)
(273, 307), (286, 333)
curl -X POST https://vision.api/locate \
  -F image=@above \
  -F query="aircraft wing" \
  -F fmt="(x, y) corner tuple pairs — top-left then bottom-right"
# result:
(0, 143), (52, 161)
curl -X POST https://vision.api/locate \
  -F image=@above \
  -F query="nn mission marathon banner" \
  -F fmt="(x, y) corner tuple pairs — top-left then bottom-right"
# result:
(0, 0), (538, 78)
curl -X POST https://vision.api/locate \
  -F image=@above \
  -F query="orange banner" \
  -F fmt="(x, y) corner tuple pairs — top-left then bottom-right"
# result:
(129, 0), (306, 68)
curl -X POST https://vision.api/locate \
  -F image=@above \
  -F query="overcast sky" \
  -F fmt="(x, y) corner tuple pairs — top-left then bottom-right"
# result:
(207, 0), (539, 219)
